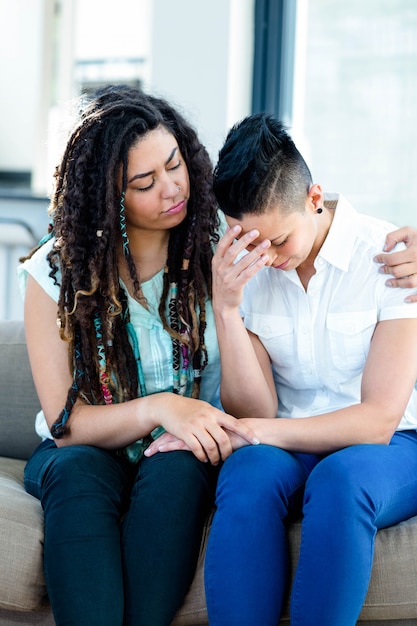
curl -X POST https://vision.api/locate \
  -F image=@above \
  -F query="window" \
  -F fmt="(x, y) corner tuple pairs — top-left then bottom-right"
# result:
(254, 0), (417, 225)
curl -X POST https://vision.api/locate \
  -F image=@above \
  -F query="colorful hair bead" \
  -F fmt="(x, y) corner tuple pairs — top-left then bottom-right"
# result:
(119, 192), (129, 256)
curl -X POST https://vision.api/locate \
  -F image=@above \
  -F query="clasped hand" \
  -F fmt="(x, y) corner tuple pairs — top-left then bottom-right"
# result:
(144, 394), (259, 464)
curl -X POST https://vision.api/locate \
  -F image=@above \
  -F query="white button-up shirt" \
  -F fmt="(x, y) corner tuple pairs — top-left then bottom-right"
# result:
(240, 193), (417, 430)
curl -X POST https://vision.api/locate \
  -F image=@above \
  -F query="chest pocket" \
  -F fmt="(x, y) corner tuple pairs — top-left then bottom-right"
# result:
(326, 310), (376, 372)
(244, 313), (295, 368)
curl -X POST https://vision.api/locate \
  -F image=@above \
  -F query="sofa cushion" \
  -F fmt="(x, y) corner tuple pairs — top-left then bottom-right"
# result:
(361, 516), (417, 620)
(172, 514), (212, 625)
(173, 513), (417, 625)
(0, 320), (41, 460)
(282, 517), (417, 622)
(0, 457), (48, 611)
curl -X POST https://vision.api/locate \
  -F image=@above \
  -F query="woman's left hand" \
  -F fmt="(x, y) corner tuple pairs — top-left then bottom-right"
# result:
(374, 226), (417, 302)
(145, 432), (190, 457)
(144, 421), (256, 457)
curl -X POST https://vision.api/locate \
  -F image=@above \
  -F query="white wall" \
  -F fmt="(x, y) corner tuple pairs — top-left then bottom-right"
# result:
(0, 0), (44, 172)
(0, 0), (255, 320)
(149, 0), (254, 162)
(1, 0), (254, 189)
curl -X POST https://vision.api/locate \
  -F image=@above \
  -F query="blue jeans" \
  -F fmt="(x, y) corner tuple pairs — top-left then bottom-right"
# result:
(25, 439), (216, 626)
(204, 431), (417, 626)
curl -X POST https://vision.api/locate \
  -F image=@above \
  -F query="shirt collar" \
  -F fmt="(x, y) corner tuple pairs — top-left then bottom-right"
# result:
(318, 192), (359, 272)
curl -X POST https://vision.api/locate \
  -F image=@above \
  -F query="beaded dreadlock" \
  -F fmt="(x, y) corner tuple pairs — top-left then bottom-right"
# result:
(23, 84), (219, 438)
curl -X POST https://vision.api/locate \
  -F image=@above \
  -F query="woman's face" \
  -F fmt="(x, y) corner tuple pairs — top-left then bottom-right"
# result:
(227, 201), (321, 271)
(122, 126), (190, 234)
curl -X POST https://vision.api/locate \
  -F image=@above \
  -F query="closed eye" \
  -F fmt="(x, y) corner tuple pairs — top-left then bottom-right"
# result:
(135, 161), (181, 192)
(136, 180), (154, 192)
(274, 238), (288, 248)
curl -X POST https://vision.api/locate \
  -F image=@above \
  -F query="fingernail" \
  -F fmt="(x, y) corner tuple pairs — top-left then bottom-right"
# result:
(249, 229), (258, 237)
(253, 437), (260, 445)
(378, 266), (385, 274)
(386, 280), (393, 287)
(383, 244), (388, 251)
(405, 297), (413, 303)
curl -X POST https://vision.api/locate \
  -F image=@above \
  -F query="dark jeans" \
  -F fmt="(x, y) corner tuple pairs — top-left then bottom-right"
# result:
(24, 439), (216, 626)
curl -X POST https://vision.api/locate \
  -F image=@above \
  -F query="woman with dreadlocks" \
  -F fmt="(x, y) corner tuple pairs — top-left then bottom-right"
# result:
(18, 85), (257, 626)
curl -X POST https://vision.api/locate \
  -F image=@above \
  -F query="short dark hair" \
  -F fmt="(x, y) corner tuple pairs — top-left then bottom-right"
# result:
(213, 113), (313, 219)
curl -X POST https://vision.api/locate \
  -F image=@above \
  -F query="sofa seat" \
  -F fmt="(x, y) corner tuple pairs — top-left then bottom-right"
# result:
(1, 451), (417, 625)
(0, 457), (47, 614)
(1, 319), (417, 625)
(176, 514), (417, 625)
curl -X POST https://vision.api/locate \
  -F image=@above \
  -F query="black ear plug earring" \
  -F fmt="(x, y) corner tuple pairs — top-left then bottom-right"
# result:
(316, 207), (323, 214)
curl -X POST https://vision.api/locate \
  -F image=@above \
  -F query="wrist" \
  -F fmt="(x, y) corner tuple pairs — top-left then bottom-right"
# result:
(137, 393), (169, 433)
(213, 303), (242, 323)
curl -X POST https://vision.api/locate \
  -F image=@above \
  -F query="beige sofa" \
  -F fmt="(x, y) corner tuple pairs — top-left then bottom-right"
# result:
(1, 319), (417, 625)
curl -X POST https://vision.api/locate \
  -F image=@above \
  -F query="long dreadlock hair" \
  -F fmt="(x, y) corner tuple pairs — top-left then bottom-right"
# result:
(23, 84), (220, 438)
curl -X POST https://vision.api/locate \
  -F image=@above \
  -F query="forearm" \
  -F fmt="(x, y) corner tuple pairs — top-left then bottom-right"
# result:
(51, 391), (261, 466)
(247, 403), (401, 455)
(232, 314), (417, 453)
(50, 393), (168, 449)
(214, 307), (277, 418)
(211, 225), (276, 417)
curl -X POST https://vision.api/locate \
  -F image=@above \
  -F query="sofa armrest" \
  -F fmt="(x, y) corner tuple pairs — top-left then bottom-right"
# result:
(0, 320), (41, 460)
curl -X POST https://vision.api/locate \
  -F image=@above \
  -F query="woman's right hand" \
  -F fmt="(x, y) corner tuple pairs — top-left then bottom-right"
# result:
(212, 225), (270, 312)
(210, 226), (278, 420)
(144, 419), (258, 461)
(144, 393), (259, 464)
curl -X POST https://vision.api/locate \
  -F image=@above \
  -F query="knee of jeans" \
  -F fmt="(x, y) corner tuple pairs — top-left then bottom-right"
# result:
(137, 450), (213, 496)
(305, 451), (367, 513)
(142, 449), (205, 477)
(41, 445), (118, 496)
(216, 445), (290, 511)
